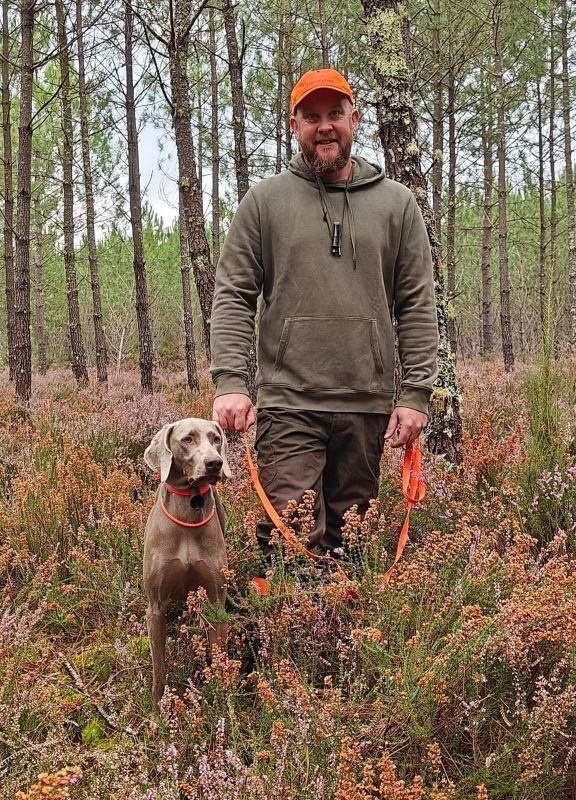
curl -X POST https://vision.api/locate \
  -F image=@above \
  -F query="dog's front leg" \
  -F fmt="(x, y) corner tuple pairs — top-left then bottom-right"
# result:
(146, 602), (168, 705)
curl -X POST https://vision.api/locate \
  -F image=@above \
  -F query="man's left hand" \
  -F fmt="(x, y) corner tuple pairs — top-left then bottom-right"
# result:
(384, 406), (428, 449)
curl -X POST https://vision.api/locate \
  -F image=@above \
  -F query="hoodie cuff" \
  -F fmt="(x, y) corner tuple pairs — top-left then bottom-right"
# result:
(396, 387), (431, 416)
(214, 373), (250, 397)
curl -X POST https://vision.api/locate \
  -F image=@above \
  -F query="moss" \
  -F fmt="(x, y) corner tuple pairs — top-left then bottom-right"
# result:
(405, 139), (419, 157)
(366, 8), (408, 79)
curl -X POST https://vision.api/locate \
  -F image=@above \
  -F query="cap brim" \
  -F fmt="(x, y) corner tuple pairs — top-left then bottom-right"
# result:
(292, 86), (354, 113)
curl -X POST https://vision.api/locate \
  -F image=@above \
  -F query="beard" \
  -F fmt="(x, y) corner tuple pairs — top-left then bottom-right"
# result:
(300, 134), (353, 177)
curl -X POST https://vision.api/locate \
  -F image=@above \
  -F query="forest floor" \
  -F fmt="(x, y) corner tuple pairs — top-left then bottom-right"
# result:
(1, 357), (575, 800)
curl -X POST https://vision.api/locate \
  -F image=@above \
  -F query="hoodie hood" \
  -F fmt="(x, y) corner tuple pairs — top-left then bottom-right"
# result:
(288, 152), (386, 188)
(288, 153), (386, 268)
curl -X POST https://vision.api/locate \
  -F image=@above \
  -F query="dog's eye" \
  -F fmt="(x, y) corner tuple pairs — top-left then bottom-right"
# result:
(182, 436), (193, 443)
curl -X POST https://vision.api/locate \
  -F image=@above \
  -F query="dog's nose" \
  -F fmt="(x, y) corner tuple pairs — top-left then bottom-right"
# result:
(204, 457), (223, 472)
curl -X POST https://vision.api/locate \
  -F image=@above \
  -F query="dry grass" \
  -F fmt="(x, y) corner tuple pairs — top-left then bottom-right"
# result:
(0, 359), (575, 799)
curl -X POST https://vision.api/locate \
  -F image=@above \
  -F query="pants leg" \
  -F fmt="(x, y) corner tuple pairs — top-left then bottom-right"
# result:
(319, 412), (389, 551)
(255, 408), (331, 557)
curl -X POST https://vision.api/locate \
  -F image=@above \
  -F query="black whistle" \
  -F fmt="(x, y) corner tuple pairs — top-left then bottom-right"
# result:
(331, 222), (342, 256)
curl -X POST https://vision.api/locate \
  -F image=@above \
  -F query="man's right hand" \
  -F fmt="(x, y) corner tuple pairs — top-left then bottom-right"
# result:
(212, 393), (255, 432)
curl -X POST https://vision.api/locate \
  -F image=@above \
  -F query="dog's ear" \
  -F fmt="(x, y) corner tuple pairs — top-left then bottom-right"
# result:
(212, 422), (232, 479)
(144, 423), (175, 482)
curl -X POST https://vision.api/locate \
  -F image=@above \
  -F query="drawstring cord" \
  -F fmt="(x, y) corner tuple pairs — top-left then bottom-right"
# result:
(345, 184), (357, 269)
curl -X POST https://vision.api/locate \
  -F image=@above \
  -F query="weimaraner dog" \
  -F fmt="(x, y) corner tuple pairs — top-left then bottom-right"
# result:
(143, 418), (231, 704)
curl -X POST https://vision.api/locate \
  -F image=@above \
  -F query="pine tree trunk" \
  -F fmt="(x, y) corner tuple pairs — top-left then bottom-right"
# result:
(431, 0), (442, 242)
(446, 63), (457, 359)
(13, 0), (35, 404)
(76, 0), (108, 383)
(125, 3), (154, 392)
(318, 0), (329, 67)
(221, 0), (257, 400)
(2, 0), (15, 380)
(480, 114), (494, 354)
(168, 0), (214, 360)
(362, 0), (462, 463)
(549, 4), (558, 318)
(209, 7), (221, 266)
(537, 81), (547, 334)
(492, 0), (514, 371)
(33, 190), (47, 374)
(55, 0), (88, 386)
(560, 0), (576, 346)
(275, 15), (284, 175)
(222, 0), (249, 200)
(178, 194), (199, 391)
(283, 4), (294, 162)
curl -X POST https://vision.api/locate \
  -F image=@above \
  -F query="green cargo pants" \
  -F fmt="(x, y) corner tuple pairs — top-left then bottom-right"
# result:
(255, 408), (390, 555)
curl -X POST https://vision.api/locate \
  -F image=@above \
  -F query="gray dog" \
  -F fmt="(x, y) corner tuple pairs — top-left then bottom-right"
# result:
(143, 418), (231, 704)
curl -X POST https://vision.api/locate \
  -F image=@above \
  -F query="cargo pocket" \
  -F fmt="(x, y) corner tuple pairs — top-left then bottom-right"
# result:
(272, 316), (387, 392)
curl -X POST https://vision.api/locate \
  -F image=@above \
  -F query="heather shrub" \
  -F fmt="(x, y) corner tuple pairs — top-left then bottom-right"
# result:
(0, 361), (575, 799)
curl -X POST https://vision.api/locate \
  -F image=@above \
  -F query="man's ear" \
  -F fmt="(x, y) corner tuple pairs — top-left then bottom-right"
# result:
(212, 422), (232, 479)
(289, 114), (299, 140)
(143, 423), (175, 482)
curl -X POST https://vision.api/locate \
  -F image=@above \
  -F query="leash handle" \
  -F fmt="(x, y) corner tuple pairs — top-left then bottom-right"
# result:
(382, 440), (425, 584)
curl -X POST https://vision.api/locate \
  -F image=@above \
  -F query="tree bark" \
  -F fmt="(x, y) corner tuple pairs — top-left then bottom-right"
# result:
(168, 0), (214, 364)
(221, 0), (257, 400)
(549, 3), (558, 322)
(431, 0), (442, 242)
(537, 80), (547, 333)
(480, 109), (494, 355)
(560, 0), (576, 346)
(492, 0), (514, 371)
(33, 190), (47, 374)
(13, 0), (35, 404)
(209, 7), (221, 266)
(362, 0), (463, 462)
(318, 0), (329, 67)
(222, 0), (249, 200)
(125, 3), (154, 392)
(178, 193), (199, 391)
(76, 0), (108, 383)
(283, 4), (294, 162)
(446, 62), (457, 359)
(55, 0), (88, 386)
(275, 12), (284, 174)
(2, 0), (15, 380)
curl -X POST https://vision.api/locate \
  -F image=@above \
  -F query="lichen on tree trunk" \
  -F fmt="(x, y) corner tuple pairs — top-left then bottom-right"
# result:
(363, 0), (462, 462)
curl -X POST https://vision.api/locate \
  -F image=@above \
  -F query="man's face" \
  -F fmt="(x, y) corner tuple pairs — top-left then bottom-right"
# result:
(290, 89), (359, 180)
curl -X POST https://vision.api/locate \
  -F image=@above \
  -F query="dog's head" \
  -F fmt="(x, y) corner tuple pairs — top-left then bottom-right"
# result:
(143, 418), (231, 485)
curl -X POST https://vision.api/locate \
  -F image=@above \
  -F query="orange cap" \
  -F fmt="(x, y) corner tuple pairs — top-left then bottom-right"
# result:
(290, 68), (354, 114)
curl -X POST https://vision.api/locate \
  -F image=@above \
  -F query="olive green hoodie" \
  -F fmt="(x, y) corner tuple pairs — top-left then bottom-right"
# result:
(210, 153), (438, 415)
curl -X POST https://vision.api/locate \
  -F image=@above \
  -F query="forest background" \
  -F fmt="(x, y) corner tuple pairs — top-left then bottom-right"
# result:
(1, 0), (576, 798)
(2, 0), (575, 380)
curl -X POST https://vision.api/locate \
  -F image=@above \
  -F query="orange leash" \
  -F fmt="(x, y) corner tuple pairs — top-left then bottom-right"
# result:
(244, 432), (425, 594)
(243, 432), (327, 564)
(381, 442), (425, 583)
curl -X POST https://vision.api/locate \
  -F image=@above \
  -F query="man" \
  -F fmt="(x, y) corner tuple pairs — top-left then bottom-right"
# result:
(210, 68), (438, 558)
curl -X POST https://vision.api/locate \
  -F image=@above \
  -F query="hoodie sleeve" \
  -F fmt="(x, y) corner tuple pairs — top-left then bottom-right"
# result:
(393, 193), (439, 414)
(210, 188), (263, 396)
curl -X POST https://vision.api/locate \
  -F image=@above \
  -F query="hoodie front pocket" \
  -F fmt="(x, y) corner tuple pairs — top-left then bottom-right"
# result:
(272, 316), (389, 392)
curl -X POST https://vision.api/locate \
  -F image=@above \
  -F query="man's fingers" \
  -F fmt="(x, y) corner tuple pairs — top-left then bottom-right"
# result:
(246, 405), (256, 429)
(384, 412), (399, 440)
